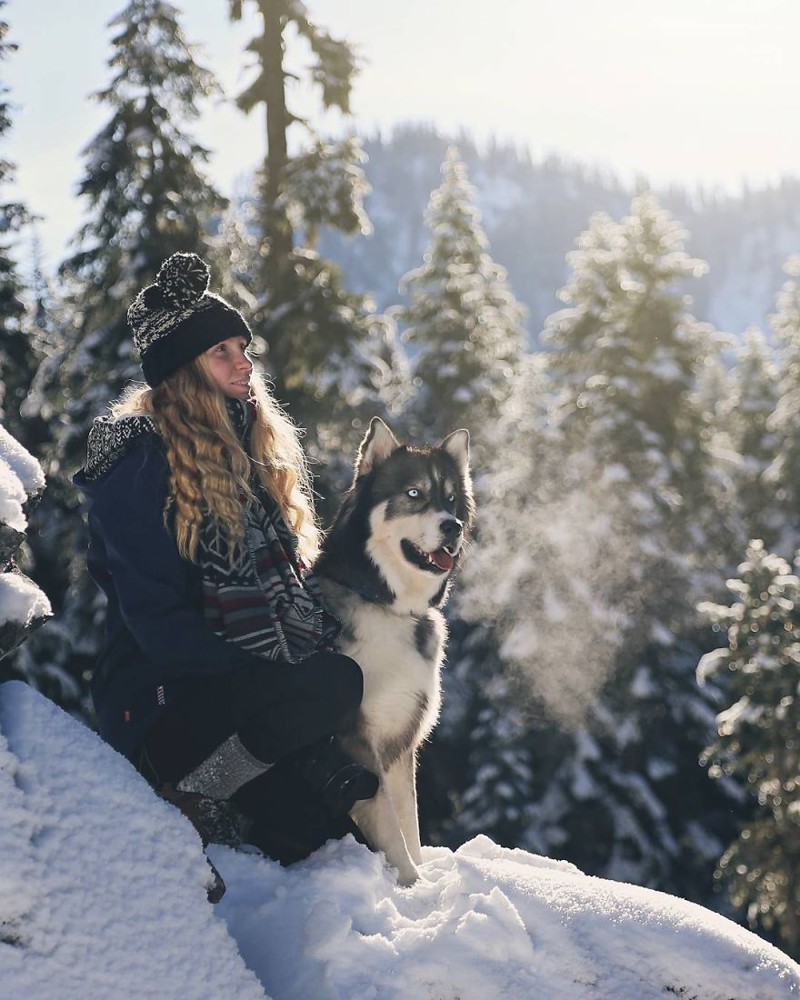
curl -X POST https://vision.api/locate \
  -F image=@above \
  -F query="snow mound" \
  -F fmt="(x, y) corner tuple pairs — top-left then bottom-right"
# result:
(1, 680), (799, 1000)
(0, 681), (265, 1000)
(212, 836), (799, 1000)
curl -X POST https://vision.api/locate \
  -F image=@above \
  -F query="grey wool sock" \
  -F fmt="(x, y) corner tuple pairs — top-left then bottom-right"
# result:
(177, 733), (272, 800)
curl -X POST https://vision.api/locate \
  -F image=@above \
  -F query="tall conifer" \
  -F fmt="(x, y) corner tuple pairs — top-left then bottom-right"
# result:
(48, 0), (226, 468)
(0, 4), (33, 442)
(396, 147), (526, 448)
(766, 256), (800, 556)
(227, 1), (402, 491)
(20, 0), (226, 709)
(698, 540), (800, 959)
(725, 328), (782, 551)
(457, 195), (737, 904)
(392, 148), (526, 841)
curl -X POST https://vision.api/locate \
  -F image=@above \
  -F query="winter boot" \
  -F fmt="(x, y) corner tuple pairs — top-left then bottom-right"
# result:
(158, 783), (246, 903)
(296, 737), (379, 816)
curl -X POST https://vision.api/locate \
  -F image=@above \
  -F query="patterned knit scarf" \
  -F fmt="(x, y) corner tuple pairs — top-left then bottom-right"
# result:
(83, 401), (338, 664)
(199, 399), (338, 662)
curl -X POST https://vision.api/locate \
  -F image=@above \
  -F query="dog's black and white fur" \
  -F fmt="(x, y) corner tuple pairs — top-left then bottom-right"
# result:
(315, 417), (474, 885)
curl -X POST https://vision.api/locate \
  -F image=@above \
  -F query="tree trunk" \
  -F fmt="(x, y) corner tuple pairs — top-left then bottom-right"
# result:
(259, 0), (293, 282)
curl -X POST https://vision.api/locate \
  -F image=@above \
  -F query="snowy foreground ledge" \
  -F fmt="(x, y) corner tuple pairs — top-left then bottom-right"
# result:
(0, 682), (798, 1000)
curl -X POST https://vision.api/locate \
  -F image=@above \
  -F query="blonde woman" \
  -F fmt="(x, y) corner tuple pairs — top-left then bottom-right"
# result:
(74, 253), (377, 887)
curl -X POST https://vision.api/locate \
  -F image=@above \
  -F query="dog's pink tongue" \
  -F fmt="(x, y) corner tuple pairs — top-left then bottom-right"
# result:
(430, 548), (455, 571)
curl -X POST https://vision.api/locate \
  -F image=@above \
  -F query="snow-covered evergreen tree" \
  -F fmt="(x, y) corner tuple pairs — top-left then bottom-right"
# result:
(46, 0), (226, 468)
(697, 540), (800, 960)
(722, 328), (782, 551)
(396, 146), (526, 448)
(539, 195), (736, 900)
(766, 256), (800, 556)
(391, 148), (526, 842)
(0, 5), (34, 443)
(450, 654), (539, 850)
(545, 194), (716, 517)
(457, 195), (737, 906)
(0, 424), (50, 669)
(21, 0), (226, 711)
(226, 1), (404, 503)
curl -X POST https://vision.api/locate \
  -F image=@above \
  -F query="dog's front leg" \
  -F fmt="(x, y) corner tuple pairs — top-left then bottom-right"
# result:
(349, 784), (419, 886)
(383, 751), (422, 865)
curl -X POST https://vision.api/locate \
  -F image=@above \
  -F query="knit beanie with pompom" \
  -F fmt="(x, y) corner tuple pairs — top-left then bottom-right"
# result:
(127, 252), (252, 387)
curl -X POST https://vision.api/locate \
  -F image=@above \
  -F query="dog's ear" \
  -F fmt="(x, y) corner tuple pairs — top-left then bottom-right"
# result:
(440, 429), (470, 477)
(355, 417), (401, 480)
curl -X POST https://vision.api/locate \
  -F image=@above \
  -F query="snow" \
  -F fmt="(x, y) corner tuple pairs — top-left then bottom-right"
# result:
(0, 456), (27, 534)
(1, 680), (799, 1000)
(0, 423), (45, 500)
(0, 427), (51, 626)
(0, 681), (264, 1000)
(0, 572), (51, 627)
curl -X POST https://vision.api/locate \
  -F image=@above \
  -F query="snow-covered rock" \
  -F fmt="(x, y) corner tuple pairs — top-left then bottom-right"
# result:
(0, 425), (51, 659)
(0, 423), (45, 502)
(1, 680), (798, 1000)
(0, 572), (51, 630)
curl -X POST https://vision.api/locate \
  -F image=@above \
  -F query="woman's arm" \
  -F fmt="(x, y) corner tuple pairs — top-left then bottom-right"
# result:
(91, 442), (261, 679)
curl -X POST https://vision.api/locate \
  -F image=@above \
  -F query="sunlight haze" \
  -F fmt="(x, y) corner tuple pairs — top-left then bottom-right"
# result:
(5, 0), (800, 265)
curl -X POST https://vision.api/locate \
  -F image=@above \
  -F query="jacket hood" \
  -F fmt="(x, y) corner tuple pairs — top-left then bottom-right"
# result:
(73, 413), (159, 492)
(73, 399), (252, 495)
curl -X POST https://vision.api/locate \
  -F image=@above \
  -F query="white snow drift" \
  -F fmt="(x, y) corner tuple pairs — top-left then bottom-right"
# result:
(0, 681), (797, 1000)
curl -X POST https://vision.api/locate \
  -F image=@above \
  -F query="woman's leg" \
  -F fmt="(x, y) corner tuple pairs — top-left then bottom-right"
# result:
(231, 650), (364, 761)
(139, 651), (364, 789)
(136, 651), (373, 863)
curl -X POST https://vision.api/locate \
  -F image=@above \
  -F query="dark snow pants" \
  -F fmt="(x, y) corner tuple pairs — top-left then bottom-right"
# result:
(136, 651), (366, 864)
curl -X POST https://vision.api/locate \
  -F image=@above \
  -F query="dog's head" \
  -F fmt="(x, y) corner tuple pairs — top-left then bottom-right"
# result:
(341, 417), (474, 612)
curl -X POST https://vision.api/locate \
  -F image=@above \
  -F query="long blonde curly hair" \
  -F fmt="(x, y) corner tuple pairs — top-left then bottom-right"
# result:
(111, 360), (320, 565)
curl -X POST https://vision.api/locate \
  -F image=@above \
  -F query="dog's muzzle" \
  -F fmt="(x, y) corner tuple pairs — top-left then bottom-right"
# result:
(440, 518), (463, 545)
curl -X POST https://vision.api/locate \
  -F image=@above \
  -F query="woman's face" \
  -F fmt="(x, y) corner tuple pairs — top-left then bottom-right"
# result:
(203, 336), (253, 400)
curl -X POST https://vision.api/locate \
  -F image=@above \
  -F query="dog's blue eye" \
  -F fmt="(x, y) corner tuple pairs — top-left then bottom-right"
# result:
(447, 493), (456, 504)
(407, 488), (420, 498)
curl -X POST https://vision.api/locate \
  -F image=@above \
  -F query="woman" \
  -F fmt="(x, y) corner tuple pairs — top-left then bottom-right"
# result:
(74, 252), (377, 876)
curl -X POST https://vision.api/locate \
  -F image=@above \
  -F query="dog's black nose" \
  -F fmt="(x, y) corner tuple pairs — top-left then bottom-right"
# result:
(440, 518), (463, 541)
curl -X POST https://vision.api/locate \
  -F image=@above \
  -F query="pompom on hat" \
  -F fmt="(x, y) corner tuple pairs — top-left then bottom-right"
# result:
(127, 252), (252, 387)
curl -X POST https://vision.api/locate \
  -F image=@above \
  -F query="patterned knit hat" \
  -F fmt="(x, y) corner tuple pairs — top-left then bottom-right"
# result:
(127, 252), (252, 387)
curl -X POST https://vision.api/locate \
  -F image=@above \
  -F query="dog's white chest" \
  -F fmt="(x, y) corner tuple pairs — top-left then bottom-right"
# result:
(322, 583), (446, 752)
(358, 608), (439, 708)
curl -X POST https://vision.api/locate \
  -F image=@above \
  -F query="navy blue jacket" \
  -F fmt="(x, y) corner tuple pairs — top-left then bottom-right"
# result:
(73, 433), (262, 759)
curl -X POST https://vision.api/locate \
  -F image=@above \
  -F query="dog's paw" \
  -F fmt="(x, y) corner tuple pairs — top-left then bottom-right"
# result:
(395, 863), (422, 887)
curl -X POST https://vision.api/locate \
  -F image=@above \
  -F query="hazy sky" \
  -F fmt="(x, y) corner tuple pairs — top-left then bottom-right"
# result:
(5, 0), (800, 266)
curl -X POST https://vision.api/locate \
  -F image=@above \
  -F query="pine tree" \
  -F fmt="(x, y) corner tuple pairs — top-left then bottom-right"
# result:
(396, 146), (526, 448)
(724, 328), (782, 551)
(452, 660), (538, 849)
(0, 4), (34, 442)
(545, 194), (715, 512)
(390, 148), (526, 842)
(766, 256), (800, 556)
(541, 195), (735, 901)
(227, 1), (403, 495)
(457, 195), (737, 904)
(698, 540), (800, 959)
(50, 0), (226, 469)
(19, 0), (226, 711)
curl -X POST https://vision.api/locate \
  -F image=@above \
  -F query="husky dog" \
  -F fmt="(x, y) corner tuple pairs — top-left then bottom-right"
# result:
(315, 417), (474, 885)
